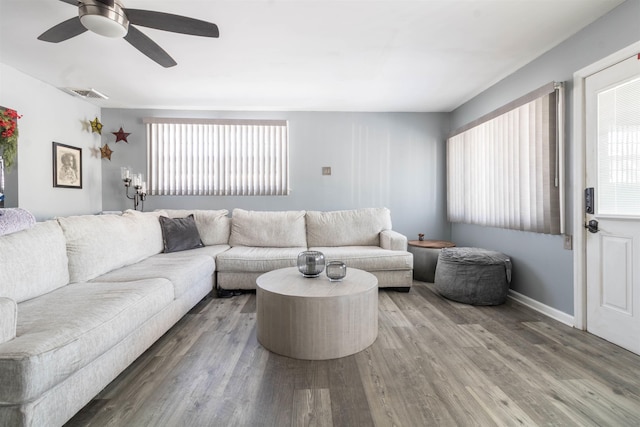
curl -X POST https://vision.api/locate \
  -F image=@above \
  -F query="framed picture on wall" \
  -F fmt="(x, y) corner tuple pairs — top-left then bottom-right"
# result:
(53, 142), (82, 189)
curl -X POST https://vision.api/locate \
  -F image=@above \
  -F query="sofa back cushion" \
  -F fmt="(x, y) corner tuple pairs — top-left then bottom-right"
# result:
(229, 209), (307, 247)
(0, 221), (70, 302)
(160, 209), (230, 245)
(57, 210), (164, 283)
(306, 208), (392, 247)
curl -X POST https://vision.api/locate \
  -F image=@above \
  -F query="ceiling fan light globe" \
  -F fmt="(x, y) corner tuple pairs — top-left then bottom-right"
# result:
(79, 1), (129, 38)
(80, 14), (128, 37)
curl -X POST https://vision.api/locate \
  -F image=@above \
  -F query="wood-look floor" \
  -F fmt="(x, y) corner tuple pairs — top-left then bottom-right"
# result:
(66, 282), (640, 426)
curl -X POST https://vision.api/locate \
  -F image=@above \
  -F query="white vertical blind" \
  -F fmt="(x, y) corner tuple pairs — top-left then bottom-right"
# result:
(447, 82), (564, 235)
(597, 77), (640, 216)
(145, 119), (289, 196)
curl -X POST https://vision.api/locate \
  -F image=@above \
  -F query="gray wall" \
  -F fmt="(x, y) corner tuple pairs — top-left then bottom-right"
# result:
(0, 63), (102, 220)
(101, 109), (450, 240)
(450, 0), (640, 315)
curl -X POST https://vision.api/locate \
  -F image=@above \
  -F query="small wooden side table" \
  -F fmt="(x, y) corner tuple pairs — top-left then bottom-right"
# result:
(407, 239), (456, 283)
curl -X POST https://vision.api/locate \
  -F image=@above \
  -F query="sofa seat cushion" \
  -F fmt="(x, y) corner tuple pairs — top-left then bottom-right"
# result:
(0, 221), (69, 303)
(310, 246), (413, 271)
(93, 254), (214, 298)
(216, 246), (305, 272)
(0, 279), (173, 404)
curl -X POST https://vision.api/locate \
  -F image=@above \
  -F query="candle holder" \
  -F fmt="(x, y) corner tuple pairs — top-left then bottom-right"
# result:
(297, 251), (325, 278)
(121, 167), (147, 211)
(326, 261), (347, 281)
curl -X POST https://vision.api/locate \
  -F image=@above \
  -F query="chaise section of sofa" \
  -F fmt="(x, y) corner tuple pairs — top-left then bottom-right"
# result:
(0, 210), (217, 426)
(0, 278), (174, 409)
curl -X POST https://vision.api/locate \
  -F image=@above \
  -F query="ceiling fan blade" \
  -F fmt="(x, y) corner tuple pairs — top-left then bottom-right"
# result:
(59, 0), (80, 5)
(38, 17), (88, 43)
(124, 26), (177, 68)
(125, 9), (219, 38)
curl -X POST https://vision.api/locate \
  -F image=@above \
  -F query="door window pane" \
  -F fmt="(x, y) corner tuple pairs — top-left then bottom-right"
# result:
(597, 77), (640, 216)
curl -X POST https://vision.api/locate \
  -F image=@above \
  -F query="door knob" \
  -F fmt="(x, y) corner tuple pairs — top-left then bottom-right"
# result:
(585, 219), (599, 233)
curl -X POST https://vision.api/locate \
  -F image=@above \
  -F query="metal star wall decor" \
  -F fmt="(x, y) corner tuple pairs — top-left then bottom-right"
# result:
(112, 127), (131, 143)
(90, 117), (103, 134)
(100, 144), (113, 160)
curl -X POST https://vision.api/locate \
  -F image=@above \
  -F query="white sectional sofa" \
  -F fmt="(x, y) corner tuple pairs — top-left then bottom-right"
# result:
(0, 207), (412, 426)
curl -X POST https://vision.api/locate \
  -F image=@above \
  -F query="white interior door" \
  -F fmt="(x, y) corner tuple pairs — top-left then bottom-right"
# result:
(585, 54), (640, 354)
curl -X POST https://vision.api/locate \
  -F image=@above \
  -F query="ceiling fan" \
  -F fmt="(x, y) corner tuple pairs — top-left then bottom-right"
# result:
(37, 0), (219, 68)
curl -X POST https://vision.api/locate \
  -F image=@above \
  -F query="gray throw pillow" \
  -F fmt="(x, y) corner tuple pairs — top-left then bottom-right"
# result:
(159, 214), (204, 253)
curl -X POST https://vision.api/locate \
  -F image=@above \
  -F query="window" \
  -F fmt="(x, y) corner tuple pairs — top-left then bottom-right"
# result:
(597, 76), (640, 216)
(145, 118), (289, 196)
(447, 82), (565, 235)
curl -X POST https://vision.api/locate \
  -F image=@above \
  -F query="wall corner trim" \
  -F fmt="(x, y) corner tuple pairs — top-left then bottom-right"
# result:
(508, 289), (574, 327)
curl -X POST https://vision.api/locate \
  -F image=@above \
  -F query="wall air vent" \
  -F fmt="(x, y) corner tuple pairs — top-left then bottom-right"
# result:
(63, 87), (109, 100)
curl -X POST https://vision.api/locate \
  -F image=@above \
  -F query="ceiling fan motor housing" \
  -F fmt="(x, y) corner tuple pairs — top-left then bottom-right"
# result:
(79, 0), (129, 38)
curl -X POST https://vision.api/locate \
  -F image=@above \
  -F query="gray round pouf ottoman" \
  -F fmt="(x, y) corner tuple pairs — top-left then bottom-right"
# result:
(434, 247), (512, 305)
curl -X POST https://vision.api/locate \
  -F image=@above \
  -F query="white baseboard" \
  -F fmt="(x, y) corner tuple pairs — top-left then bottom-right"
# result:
(507, 290), (574, 327)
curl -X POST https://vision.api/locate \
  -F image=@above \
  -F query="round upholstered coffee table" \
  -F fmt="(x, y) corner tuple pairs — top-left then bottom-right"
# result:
(256, 267), (378, 360)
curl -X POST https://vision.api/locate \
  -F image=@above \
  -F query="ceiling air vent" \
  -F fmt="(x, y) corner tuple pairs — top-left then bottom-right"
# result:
(63, 87), (109, 100)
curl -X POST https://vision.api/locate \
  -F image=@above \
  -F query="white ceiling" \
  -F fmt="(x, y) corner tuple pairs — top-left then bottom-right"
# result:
(0, 0), (627, 112)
